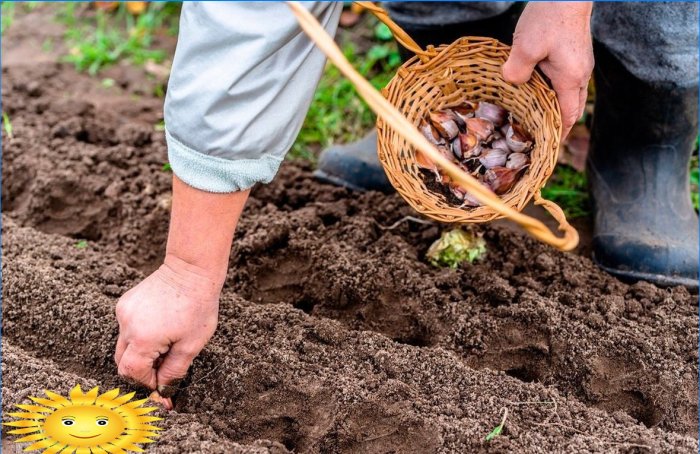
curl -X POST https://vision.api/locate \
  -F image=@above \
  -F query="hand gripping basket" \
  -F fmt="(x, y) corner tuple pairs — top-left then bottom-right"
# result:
(289, 2), (579, 251)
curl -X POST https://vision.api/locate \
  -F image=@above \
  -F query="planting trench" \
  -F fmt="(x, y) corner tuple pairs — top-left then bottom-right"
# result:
(2, 10), (699, 453)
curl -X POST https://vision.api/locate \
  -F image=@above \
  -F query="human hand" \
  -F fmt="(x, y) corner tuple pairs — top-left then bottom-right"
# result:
(114, 176), (249, 409)
(502, 2), (594, 139)
(115, 255), (221, 410)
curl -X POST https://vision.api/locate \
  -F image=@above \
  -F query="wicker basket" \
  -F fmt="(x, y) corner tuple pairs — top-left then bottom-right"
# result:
(378, 37), (562, 223)
(289, 2), (579, 251)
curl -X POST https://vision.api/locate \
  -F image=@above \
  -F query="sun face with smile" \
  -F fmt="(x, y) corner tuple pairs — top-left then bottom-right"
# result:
(43, 405), (126, 447)
(4, 385), (162, 453)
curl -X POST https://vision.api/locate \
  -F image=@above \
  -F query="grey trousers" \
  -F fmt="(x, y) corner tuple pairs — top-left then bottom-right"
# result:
(385, 1), (699, 86)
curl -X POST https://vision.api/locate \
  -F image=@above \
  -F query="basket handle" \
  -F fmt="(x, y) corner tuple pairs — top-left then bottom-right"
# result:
(353, 2), (432, 63)
(287, 2), (579, 251)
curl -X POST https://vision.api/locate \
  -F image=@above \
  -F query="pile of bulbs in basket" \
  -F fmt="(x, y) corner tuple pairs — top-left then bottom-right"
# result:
(416, 100), (534, 208)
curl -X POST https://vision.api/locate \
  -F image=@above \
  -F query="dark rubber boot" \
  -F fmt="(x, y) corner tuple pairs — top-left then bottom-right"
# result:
(315, 5), (521, 192)
(314, 130), (394, 193)
(588, 41), (699, 289)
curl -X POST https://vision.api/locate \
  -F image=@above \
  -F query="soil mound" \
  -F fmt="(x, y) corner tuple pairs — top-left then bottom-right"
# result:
(3, 219), (698, 452)
(2, 7), (697, 452)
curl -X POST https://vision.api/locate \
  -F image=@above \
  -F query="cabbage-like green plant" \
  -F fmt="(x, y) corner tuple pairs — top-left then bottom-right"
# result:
(426, 229), (486, 268)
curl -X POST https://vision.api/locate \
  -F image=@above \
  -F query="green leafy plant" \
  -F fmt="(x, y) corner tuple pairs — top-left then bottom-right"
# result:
(56, 2), (77, 27)
(162, 162), (172, 172)
(3, 112), (13, 139)
(485, 424), (503, 442)
(541, 165), (590, 219)
(485, 408), (508, 442)
(1, 1), (15, 35)
(60, 3), (179, 75)
(374, 22), (393, 41)
(426, 229), (486, 268)
(74, 240), (88, 249)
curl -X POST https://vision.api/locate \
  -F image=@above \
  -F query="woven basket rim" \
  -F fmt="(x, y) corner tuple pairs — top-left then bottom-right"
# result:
(376, 36), (562, 224)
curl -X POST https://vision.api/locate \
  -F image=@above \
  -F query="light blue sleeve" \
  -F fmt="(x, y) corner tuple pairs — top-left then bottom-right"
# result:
(164, 2), (342, 193)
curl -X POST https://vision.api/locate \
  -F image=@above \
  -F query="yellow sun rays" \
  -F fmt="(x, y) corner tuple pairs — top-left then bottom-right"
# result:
(3, 384), (162, 453)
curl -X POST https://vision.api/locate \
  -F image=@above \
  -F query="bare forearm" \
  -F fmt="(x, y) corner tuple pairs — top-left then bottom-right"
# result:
(116, 176), (248, 399)
(165, 175), (249, 288)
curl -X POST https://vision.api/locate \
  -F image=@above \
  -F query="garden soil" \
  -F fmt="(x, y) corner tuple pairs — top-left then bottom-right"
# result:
(2, 6), (698, 453)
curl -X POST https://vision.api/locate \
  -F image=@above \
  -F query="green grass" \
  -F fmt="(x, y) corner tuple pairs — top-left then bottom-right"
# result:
(1, 1), (15, 35)
(485, 423), (504, 442)
(42, 37), (54, 53)
(690, 155), (698, 211)
(3, 112), (13, 139)
(59, 2), (179, 76)
(485, 408), (508, 442)
(289, 21), (402, 162)
(541, 165), (590, 219)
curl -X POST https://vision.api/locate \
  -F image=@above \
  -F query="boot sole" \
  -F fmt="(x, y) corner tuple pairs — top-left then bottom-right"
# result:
(312, 169), (367, 192)
(593, 253), (699, 291)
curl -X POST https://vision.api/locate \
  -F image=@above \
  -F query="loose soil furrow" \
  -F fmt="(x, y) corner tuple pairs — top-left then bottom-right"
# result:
(1, 340), (290, 454)
(1, 63), (172, 273)
(232, 170), (698, 436)
(2, 220), (697, 452)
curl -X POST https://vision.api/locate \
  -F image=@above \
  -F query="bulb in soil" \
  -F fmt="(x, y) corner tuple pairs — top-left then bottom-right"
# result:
(479, 148), (509, 169)
(149, 391), (173, 411)
(475, 101), (507, 127)
(466, 117), (494, 141)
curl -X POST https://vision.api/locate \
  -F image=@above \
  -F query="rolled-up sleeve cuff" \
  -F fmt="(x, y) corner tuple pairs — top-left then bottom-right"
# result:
(166, 128), (284, 193)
